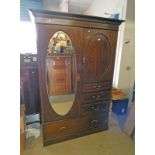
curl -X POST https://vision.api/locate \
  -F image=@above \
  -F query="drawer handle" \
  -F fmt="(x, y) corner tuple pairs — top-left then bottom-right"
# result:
(91, 106), (97, 111)
(93, 85), (102, 89)
(77, 73), (80, 81)
(83, 57), (86, 64)
(52, 61), (55, 66)
(92, 96), (96, 99)
(91, 119), (98, 124)
(59, 126), (67, 130)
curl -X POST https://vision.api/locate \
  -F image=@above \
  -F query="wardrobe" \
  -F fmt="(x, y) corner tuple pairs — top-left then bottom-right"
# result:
(30, 9), (123, 146)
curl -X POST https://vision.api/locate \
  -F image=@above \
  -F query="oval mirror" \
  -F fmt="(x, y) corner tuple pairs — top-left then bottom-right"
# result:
(46, 31), (77, 116)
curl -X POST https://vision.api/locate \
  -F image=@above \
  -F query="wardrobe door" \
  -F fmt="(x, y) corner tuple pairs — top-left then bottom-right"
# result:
(36, 24), (83, 121)
(82, 28), (117, 83)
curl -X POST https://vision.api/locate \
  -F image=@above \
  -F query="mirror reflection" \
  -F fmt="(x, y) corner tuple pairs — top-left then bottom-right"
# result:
(46, 31), (76, 116)
(47, 31), (74, 54)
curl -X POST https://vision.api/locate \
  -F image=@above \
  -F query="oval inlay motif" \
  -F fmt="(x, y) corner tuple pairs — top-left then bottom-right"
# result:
(84, 33), (111, 78)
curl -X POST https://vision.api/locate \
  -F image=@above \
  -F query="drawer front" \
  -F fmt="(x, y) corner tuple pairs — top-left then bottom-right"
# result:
(43, 114), (109, 140)
(82, 91), (111, 105)
(83, 81), (112, 93)
(82, 103), (109, 115)
(79, 113), (109, 130)
(43, 119), (79, 140)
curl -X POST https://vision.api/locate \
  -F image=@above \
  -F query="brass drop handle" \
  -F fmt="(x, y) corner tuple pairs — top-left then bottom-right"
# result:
(65, 60), (70, 66)
(59, 126), (67, 130)
(92, 95), (96, 99)
(91, 119), (98, 124)
(95, 85), (102, 89)
(52, 61), (55, 66)
(77, 74), (80, 81)
(91, 106), (97, 111)
(83, 57), (86, 64)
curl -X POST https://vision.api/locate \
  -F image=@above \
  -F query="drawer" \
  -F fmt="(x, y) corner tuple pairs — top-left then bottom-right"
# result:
(82, 103), (109, 115)
(83, 81), (112, 93)
(43, 119), (79, 140)
(82, 91), (111, 105)
(79, 113), (109, 130)
(43, 114), (109, 140)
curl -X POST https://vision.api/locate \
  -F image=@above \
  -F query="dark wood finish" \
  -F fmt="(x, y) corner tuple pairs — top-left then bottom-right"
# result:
(81, 103), (109, 115)
(30, 9), (123, 146)
(82, 81), (112, 93)
(44, 124), (108, 146)
(20, 54), (40, 115)
(36, 24), (83, 122)
(43, 113), (108, 143)
(82, 91), (111, 105)
(29, 9), (124, 31)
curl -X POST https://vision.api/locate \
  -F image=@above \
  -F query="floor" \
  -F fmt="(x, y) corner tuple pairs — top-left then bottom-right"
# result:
(24, 113), (135, 155)
(49, 94), (74, 115)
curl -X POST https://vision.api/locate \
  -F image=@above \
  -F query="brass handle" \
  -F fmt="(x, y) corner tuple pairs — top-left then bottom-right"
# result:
(92, 96), (96, 99)
(83, 57), (86, 64)
(77, 74), (80, 81)
(52, 61), (55, 66)
(65, 60), (70, 66)
(96, 85), (102, 89)
(91, 106), (97, 111)
(91, 119), (98, 124)
(59, 126), (67, 130)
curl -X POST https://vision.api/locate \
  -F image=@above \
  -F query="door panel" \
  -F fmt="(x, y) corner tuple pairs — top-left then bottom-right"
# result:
(37, 24), (83, 121)
(83, 29), (112, 83)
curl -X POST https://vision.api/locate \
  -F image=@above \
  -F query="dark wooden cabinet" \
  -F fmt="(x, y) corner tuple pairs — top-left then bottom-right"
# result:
(20, 54), (40, 115)
(30, 9), (123, 146)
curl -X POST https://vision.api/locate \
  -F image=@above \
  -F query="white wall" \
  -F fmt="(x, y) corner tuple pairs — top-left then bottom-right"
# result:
(117, 21), (135, 90)
(43, 0), (68, 12)
(115, 0), (135, 105)
(43, 0), (60, 11)
(84, 0), (127, 19)
(116, 0), (135, 93)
